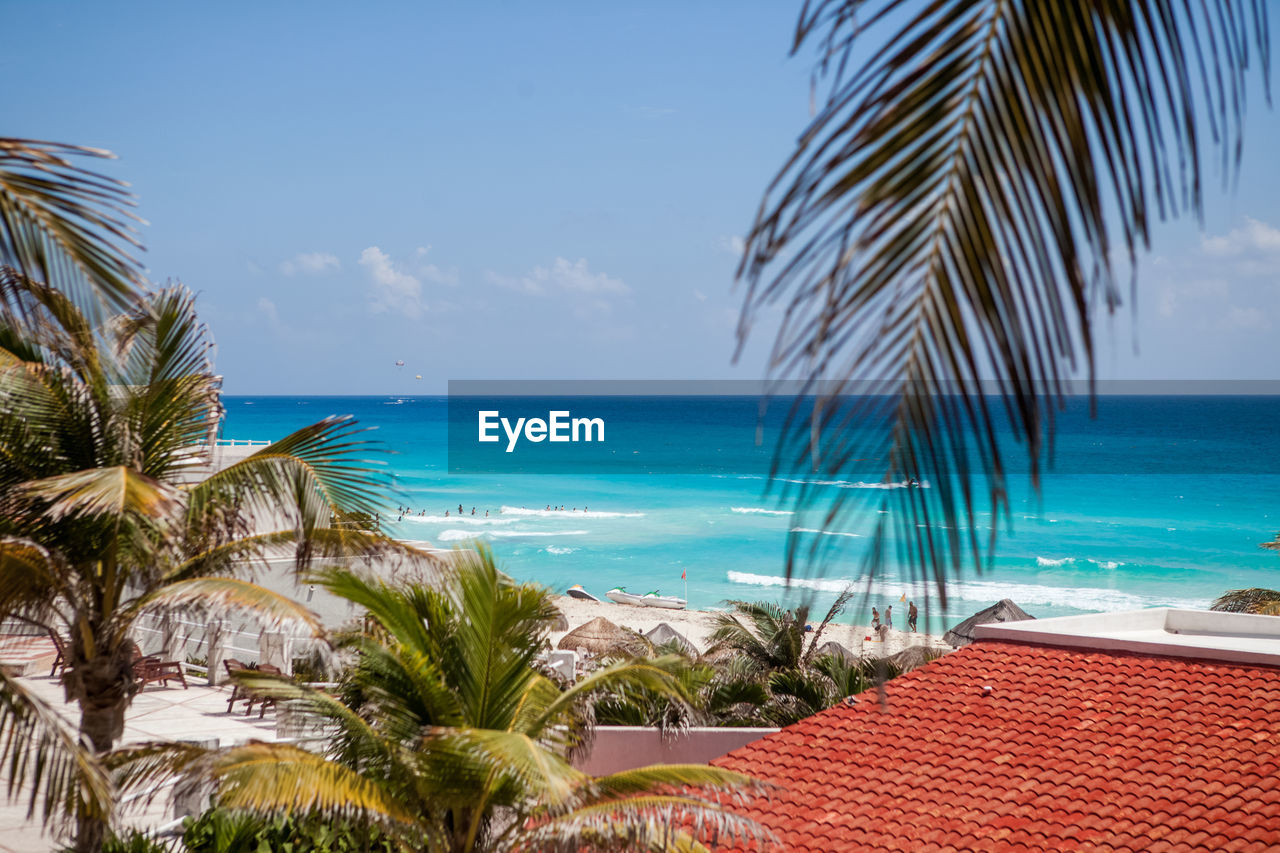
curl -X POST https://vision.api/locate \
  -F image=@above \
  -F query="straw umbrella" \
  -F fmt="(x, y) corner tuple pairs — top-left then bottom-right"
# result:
(556, 617), (644, 656)
(888, 644), (946, 672)
(943, 599), (1034, 647)
(815, 641), (857, 662)
(549, 607), (569, 632)
(644, 622), (698, 656)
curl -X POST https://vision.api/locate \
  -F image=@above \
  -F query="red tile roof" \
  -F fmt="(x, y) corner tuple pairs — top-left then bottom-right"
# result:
(712, 640), (1280, 852)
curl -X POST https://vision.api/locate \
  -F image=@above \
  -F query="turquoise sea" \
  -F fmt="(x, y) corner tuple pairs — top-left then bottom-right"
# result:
(221, 395), (1280, 635)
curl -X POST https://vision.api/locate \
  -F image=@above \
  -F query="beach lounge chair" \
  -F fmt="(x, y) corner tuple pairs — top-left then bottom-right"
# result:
(129, 642), (188, 690)
(224, 659), (282, 717)
(48, 631), (70, 678)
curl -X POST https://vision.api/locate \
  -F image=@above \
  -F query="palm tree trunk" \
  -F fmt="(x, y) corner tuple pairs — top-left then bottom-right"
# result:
(68, 651), (133, 853)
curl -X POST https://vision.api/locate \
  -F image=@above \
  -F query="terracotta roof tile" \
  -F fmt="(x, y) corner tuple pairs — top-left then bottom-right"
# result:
(713, 640), (1280, 852)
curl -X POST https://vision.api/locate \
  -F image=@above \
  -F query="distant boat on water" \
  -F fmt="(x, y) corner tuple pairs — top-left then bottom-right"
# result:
(566, 584), (600, 602)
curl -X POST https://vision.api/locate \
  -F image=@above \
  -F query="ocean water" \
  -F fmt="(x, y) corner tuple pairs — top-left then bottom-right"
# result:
(220, 395), (1280, 635)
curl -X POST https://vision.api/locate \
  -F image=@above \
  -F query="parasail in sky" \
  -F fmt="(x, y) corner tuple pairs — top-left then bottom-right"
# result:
(395, 360), (405, 367)
(415, 374), (422, 380)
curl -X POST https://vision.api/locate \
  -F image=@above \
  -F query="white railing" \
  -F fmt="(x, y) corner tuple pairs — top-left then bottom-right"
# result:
(214, 438), (272, 447)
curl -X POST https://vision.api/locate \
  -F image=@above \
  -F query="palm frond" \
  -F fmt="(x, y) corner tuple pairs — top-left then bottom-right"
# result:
(737, 0), (1270, 593)
(0, 139), (144, 317)
(209, 741), (417, 825)
(0, 538), (75, 627)
(133, 577), (325, 639)
(1210, 587), (1280, 614)
(20, 466), (179, 522)
(189, 417), (388, 558)
(0, 667), (111, 830)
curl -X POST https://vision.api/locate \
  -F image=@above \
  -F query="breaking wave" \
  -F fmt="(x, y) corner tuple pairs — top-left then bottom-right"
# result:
(791, 527), (863, 539)
(500, 506), (644, 518)
(731, 507), (791, 516)
(437, 528), (589, 542)
(726, 571), (863, 594)
(402, 515), (517, 525)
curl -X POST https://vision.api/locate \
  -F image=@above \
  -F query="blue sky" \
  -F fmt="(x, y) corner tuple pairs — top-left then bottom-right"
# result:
(5, 2), (1280, 394)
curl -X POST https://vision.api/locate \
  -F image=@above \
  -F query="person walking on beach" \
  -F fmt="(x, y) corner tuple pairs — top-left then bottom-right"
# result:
(908, 601), (918, 633)
(884, 605), (893, 631)
(871, 607), (880, 631)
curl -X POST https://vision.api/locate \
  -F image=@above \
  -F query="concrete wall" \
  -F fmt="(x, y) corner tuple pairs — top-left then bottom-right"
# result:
(574, 726), (779, 775)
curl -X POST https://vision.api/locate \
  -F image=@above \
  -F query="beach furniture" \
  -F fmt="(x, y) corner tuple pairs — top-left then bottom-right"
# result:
(129, 641), (188, 690)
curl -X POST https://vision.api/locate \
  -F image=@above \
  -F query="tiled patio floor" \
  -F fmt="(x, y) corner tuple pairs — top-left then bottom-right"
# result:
(0, 673), (288, 851)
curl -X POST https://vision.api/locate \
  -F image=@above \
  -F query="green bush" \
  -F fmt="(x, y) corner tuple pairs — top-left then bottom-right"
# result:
(61, 831), (173, 853)
(182, 809), (395, 853)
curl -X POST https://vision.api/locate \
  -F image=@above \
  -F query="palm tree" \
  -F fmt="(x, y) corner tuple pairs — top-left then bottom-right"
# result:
(707, 590), (850, 675)
(0, 138), (144, 318)
(704, 591), (879, 725)
(735, 1), (1270, 595)
(1211, 588), (1280, 614)
(154, 545), (766, 853)
(0, 279), (415, 850)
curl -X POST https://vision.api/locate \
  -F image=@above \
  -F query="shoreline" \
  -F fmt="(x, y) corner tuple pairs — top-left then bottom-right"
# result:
(549, 594), (951, 660)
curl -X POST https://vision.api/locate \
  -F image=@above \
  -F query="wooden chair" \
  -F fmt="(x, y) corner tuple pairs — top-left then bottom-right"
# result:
(129, 642), (188, 690)
(224, 660), (282, 717)
(48, 631), (70, 678)
(248, 663), (283, 718)
(224, 658), (252, 713)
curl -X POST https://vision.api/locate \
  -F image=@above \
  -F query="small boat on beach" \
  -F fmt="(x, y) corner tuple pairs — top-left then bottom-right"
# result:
(640, 591), (686, 610)
(566, 584), (600, 602)
(606, 587), (645, 606)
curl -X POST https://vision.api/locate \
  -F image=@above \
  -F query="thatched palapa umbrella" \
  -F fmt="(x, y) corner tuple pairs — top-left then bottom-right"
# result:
(943, 599), (1034, 648)
(549, 607), (569, 632)
(815, 641), (857, 662)
(889, 644), (946, 672)
(644, 622), (697, 656)
(557, 617), (644, 656)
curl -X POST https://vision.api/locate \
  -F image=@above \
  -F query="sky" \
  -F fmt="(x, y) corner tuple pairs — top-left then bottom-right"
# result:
(4, 2), (1280, 394)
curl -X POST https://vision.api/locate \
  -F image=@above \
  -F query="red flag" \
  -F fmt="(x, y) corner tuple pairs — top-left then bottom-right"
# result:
(681, 569), (686, 579)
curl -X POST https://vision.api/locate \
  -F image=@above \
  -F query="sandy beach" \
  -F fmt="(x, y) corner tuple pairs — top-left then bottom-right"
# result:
(549, 595), (952, 660)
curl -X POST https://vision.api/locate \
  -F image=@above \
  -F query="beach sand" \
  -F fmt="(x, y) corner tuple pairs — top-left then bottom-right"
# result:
(549, 595), (951, 660)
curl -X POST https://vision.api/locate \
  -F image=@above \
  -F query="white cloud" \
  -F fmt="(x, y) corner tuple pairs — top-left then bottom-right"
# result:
(1221, 305), (1271, 331)
(499, 257), (629, 297)
(279, 252), (341, 277)
(360, 246), (425, 318)
(718, 235), (746, 257)
(1201, 218), (1280, 259)
(693, 289), (708, 302)
(257, 297), (279, 325)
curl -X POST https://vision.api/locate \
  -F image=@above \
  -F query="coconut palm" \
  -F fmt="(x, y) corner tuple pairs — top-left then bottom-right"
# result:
(735, 1), (1270, 594)
(707, 590), (851, 674)
(0, 139), (144, 318)
(704, 591), (879, 725)
(1210, 588), (1280, 615)
(0, 279), (415, 850)
(152, 545), (765, 853)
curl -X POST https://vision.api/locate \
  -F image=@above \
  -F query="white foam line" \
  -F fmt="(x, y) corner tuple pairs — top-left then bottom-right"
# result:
(500, 505), (644, 519)
(791, 527), (863, 539)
